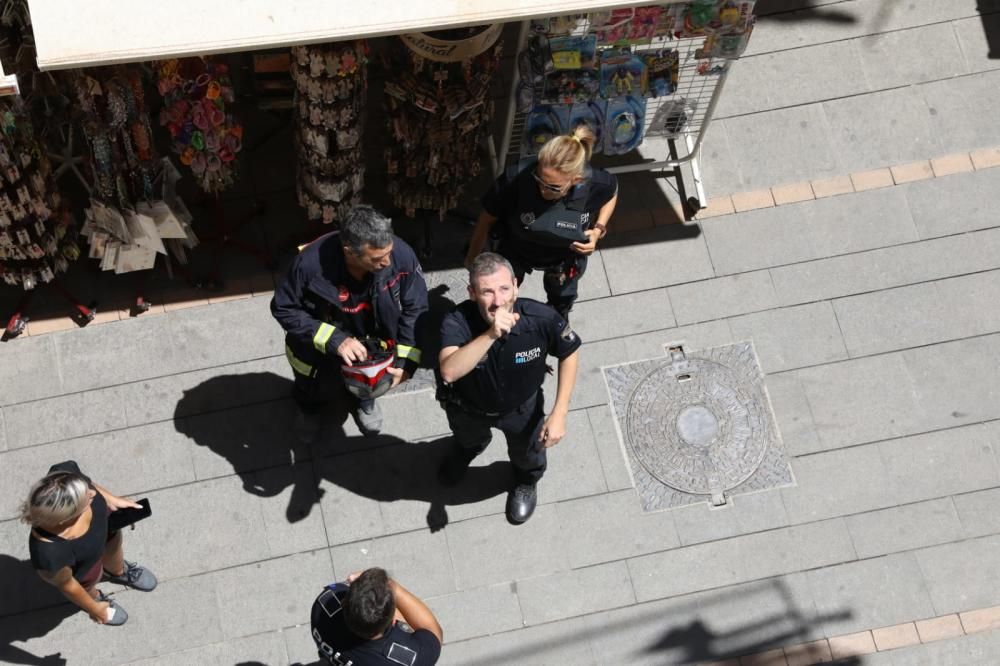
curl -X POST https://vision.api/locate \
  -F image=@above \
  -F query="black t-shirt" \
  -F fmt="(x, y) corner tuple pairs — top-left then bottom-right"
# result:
(481, 159), (618, 267)
(28, 461), (109, 581)
(311, 584), (441, 666)
(440, 298), (582, 414)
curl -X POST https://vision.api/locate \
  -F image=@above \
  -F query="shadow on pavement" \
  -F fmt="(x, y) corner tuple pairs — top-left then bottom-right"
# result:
(450, 578), (857, 665)
(174, 372), (513, 531)
(979, 0), (1000, 59)
(0, 555), (75, 666)
(754, 0), (859, 25)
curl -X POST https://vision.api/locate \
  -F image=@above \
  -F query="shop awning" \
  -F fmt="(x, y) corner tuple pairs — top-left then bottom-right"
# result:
(28, 0), (653, 70)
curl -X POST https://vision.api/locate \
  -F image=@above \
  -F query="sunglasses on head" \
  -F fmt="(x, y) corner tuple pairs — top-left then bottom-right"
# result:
(533, 171), (570, 193)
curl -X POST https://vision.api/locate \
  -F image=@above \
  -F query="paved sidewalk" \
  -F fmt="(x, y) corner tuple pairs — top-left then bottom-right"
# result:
(3, 2), (1000, 665)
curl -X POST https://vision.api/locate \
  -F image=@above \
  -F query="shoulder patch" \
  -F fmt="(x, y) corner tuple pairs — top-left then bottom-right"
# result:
(316, 588), (343, 617)
(560, 323), (577, 342)
(386, 642), (418, 666)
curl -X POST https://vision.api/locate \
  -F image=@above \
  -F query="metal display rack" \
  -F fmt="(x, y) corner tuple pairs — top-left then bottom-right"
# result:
(497, 5), (744, 213)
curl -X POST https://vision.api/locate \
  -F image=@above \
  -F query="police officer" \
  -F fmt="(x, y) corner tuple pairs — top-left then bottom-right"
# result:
(311, 568), (443, 666)
(271, 205), (428, 441)
(438, 252), (581, 524)
(464, 124), (618, 320)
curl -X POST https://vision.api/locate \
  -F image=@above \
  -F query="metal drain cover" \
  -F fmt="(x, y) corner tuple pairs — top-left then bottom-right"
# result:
(603, 342), (792, 511)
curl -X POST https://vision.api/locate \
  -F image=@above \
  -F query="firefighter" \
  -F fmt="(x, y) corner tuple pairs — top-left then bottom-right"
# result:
(272, 205), (428, 441)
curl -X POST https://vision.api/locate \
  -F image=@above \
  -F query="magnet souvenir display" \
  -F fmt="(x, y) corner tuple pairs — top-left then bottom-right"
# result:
(292, 40), (369, 225)
(0, 97), (78, 290)
(383, 25), (503, 219)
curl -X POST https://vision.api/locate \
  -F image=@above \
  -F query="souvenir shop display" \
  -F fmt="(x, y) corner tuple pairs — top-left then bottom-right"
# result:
(517, 1), (755, 157)
(291, 40), (368, 225)
(156, 57), (243, 194)
(382, 25), (503, 218)
(73, 65), (194, 273)
(0, 97), (79, 289)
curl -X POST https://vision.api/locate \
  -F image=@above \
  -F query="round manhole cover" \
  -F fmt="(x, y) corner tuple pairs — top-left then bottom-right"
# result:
(624, 356), (770, 495)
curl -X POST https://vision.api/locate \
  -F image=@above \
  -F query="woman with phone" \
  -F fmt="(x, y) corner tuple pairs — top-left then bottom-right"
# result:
(20, 461), (157, 626)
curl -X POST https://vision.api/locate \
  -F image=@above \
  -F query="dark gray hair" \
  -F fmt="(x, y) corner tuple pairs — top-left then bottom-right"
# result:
(468, 252), (515, 287)
(340, 205), (394, 255)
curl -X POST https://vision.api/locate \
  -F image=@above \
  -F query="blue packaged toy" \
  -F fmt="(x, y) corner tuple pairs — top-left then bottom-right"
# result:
(603, 96), (646, 155)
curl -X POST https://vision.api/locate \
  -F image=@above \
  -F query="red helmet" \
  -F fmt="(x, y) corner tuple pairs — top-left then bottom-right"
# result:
(340, 337), (396, 400)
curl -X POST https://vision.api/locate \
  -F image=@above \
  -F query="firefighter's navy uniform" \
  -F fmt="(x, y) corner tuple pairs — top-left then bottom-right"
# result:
(271, 232), (428, 411)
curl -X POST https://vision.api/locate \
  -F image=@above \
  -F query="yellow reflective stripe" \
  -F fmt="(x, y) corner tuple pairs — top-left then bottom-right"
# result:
(285, 345), (314, 377)
(396, 344), (422, 364)
(313, 323), (336, 353)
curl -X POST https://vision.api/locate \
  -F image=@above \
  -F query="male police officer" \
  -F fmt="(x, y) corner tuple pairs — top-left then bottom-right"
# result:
(311, 568), (443, 666)
(272, 205), (428, 441)
(437, 252), (581, 523)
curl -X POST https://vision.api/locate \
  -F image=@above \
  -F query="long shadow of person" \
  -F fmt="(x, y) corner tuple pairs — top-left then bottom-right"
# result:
(0, 555), (77, 666)
(174, 372), (512, 530)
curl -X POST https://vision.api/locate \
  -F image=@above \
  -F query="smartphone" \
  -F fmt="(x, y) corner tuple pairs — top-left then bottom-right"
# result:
(107, 498), (152, 531)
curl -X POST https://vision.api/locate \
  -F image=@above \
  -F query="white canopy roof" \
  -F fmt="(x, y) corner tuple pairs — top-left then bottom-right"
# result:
(28, 0), (652, 70)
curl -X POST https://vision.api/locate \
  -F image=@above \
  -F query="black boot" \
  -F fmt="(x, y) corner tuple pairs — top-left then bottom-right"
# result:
(506, 483), (537, 524)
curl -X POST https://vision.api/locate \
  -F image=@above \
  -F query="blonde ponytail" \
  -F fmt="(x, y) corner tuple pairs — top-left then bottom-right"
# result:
(537, 122), (595, 178)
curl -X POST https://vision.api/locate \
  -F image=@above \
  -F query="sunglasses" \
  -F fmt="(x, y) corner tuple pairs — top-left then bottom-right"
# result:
(533, 171), (571, 193)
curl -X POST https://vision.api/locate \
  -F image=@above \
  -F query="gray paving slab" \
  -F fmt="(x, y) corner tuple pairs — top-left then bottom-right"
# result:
(426, 582), (523, 643)
(571, 287), (675, 343)
(0, 407), (6, 452)
(954, 15), (1000, 73)
(728, 302), (848, 373)
(1, 385), (128, 450)
(181, 399), (307, 481)
(283, 623), (318, 666)
(919, 69), (1000, 155)
(787, 352), (923, 450)
(121, 631), (289, 666)
(823, 86), (941, 172)
(692, 120), (746, 196)
(780, 444), (894, 524)
(535, 409), (609, 505)
(440, 614), (598, 666)
(316, 454), (395, 544)
(770, 227), (1000, 307)
(213, 550), (334, 640)
(725, 103), (843, 189)
(123, 355), (290, 426)
(445, 504), (566, 590)
(122, 476), (274, 581)
(9, 574), (227, 666)
(860, 629), (1000, 666)
(904, 333), (1000, 432)
(330, 529), (456, 599)
(903, 164), (1000, 239)
(915, 535), (1000, 615)
(599, 224), (716, 294)
(846, 498), (964, 560)
(668, 270), (778, 325)
(721, 39), (870, 118)
(858, 22), (969, 90)
(786, 518), (859, 571)
(553, 489), (680, 569)
(517, 561), (636, 626)
(558, 330), (669, 410)
(586, 404), (634, 492)
(0, 422), (197, 522)
(953, 486), (1000, 539)
(250, 463), (330, 556)
(581, 592), (707, 665)
(764, 373), (822, 457)
(833, 271), (1000, 357)
(0, 334), (61, 405)
(702, 186), (920, 276)
(670, 489), (790, 546)
(879, 424), (1000, 506)
(807, 552), (937, 636)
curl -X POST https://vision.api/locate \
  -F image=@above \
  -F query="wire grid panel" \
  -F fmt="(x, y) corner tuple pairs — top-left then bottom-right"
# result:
(506, 16), (731, 165)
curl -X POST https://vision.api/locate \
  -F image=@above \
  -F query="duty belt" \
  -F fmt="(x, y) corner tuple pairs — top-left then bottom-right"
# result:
(440, 388), (537, 418)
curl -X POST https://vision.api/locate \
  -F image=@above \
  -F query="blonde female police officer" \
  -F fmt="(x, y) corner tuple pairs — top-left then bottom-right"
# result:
(465, 125), (618, 321)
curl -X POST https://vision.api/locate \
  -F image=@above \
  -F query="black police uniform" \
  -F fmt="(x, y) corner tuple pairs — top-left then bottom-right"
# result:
(271, 232), (428, 411)
(311, 584), (441, 666)
(482, 158), (617, 317)
(439, 298), (582, 484)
